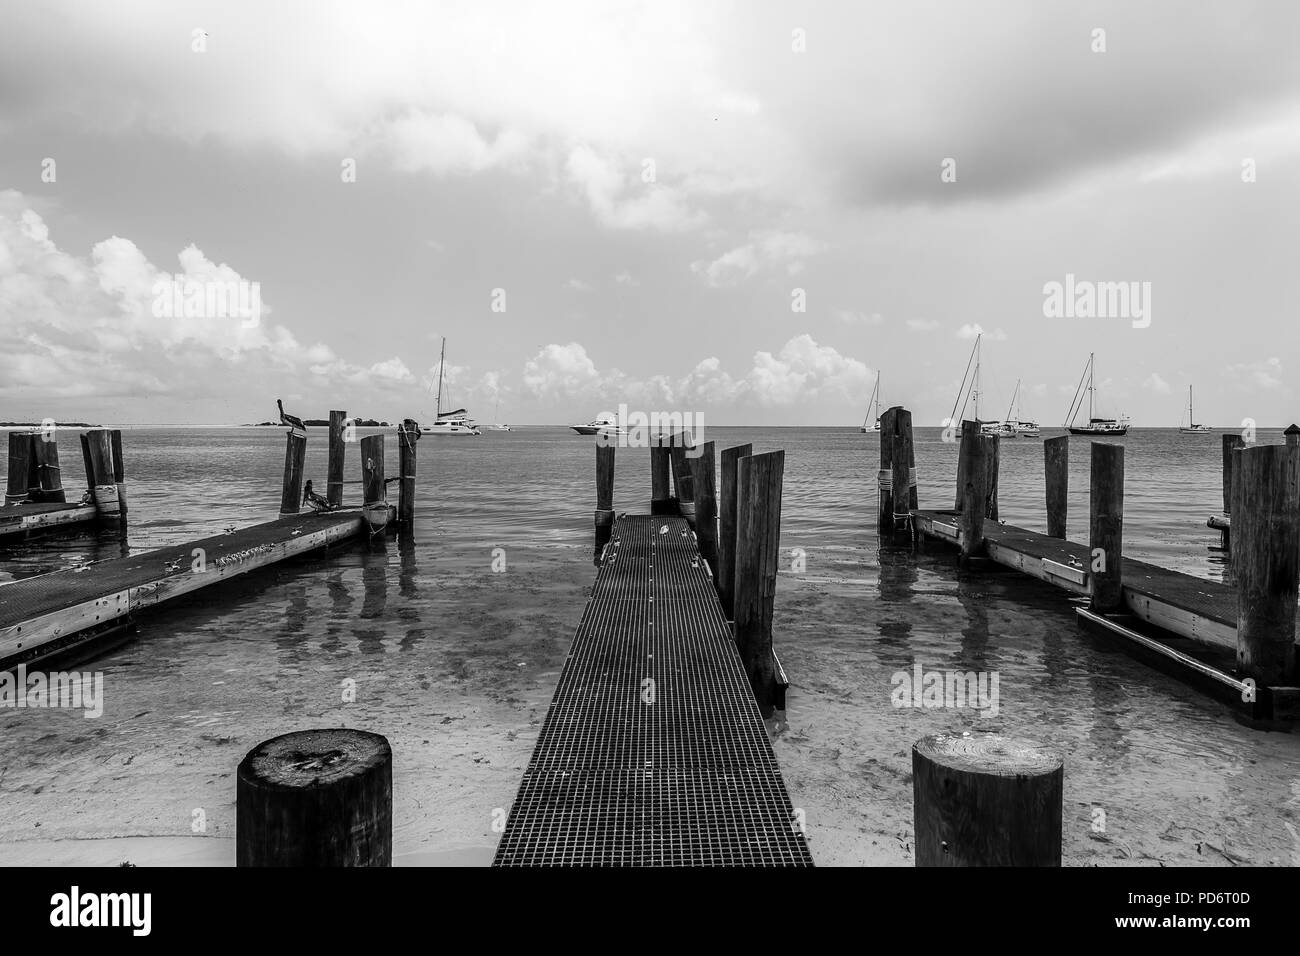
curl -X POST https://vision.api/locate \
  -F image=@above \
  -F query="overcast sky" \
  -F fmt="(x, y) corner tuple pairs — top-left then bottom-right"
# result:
(1, 1), (1297, 426)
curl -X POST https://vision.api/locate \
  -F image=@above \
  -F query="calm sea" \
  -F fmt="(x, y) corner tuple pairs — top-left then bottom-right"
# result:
(1, 425), (1296, 866)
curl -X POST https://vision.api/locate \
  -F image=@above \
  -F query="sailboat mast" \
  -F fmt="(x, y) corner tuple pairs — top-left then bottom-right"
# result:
(1189, 385), (1194, 424)
(1088, 352), (1095, 421)
(1004, 378), (1019, 424)
(973, 336), (981, 421)
(436, 337), (446, 416)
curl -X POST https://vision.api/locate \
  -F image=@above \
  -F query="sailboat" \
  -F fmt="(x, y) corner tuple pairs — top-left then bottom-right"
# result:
(421, 337), (482, 436)
(1178, 386), (1211, 434)
(948, 334), (1005, 437)
(485, 399), (511, 432)
(1065, 353), (1129, 436)
(860, 374), (882, 432)
(1004, 379), (1040, 437)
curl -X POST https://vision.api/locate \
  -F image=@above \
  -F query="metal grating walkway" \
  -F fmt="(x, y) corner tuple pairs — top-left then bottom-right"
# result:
(493, 514), (812, 867)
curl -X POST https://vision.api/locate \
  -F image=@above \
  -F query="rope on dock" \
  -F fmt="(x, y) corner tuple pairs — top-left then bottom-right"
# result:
(877, 468), (917, 491)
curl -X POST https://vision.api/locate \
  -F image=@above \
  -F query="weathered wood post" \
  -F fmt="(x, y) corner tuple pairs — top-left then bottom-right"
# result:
(878, 406), (897, 529)
(1044, 435), (1068, 539)
(718, 443), (753, 620)
(278, 430), (307, 517)
(983, 433), (1000, 520)
(735, 449), (784, 716)
(1233, 443), (1299, 688)
(957, 423), (987, 561)
(906, 414), (919, 511)
(327, 411), (347, 508)
(650, 433), (673, 515)
(912, 733), (1063, 867)
(84, 429), (120, 516)
(397, 420), (419, 526)
(237, 729), (392, 867)
(78, 433), (94, 500)
(594, 435), (615, 534)
(359, 434), (388, 532)
(689, 440), (719, 577)
(1222, 433), (1244, 515)
(109, 429), (126, 514)
(1089, 442), (1125, 613)
(670, 431), (697, 528)
(890, 408), (913, 533)
(5, 433), (35, 505)
(29, 432), (65, 503)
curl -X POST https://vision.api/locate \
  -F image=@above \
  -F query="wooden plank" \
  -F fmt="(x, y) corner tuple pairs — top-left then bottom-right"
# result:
(0, 591), (131, 658)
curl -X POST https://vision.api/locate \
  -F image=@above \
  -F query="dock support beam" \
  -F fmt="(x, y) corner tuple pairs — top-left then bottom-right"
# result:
(1044, 435), (1068, 539)
(278, 431), (307, 517)
(670, 431), (696, 528)
(718, 443), (753, 620)
(689, 441), (719, 578)
(983, 434), (1000, 520)
(913, 733), (1063, 867)
(398, 420), (419, 526)
(1222, 433), (1244, 516)
(735, 449), (784, 717)
(6, 433), (35, 505)
(360, 434), (388, 532)
(328, 410), (347, 508)
(85, 429), (120, 516)
(1089, 442), (1125, 613)
(237, 729), (392, 867)
(957, 422), (987, 561)
(650, 436), (673, 515)
(887, 407), (914, 534)
(594, 437), (615, 547)
(1234, 443), (1299, 687)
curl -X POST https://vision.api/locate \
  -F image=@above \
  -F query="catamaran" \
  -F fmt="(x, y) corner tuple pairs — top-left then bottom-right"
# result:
(948, 333), (1005, 437)
(421, 337), (482, 436)
(1178, 386), (1211, 434)
(1065, 352), (1129, 436)
(860, 374), (882, 432)
(1003, 379), (1040, 437)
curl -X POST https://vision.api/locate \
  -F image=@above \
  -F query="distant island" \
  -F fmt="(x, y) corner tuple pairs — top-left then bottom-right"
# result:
(246, 419), (392, 427)
(0, 421), (101, 428)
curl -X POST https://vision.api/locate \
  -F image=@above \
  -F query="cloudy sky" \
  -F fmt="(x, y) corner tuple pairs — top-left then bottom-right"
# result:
(1, 0), (1297, 426)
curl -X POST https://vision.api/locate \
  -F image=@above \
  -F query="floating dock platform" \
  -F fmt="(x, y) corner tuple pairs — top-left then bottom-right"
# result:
(0, 501), (101, 543)
(0, 510), (365, 669)
(493, 513), (813, 867)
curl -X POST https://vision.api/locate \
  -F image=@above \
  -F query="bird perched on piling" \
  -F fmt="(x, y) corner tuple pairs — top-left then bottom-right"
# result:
(302, 479), (333, 512)
(277, 398), (307, 435)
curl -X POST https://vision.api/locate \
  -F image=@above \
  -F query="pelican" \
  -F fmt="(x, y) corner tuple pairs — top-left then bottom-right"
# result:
(302, 479), (332, 512)
(277, 399), (307, 434)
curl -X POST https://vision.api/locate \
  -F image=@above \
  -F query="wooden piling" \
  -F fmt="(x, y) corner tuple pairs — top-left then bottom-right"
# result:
(718, 443), (753, 620)
(670, 432), (696, 527)
(890, 408), (913, 532)
(1044, 435), (1068, 539)
(1234, 443), (1299, 687)
(735, 449), (784, 716)
(650, 435), (673, 515)
(1089, 442), (1125, 613)
(912, 733), (1063, 867)
(688, 441), (719, 578)
(109, 429), (126, 514)
(84, 429), (119, 516)
(595, 440), (615, 531)
(278, 432), (307, 517)
(983, 434), (1000, 520)
(31, 434), (66, 504)
(78, 433), (94, 499)
(957, 423), (987, 560)
(1221, 434), (1244, 514)
(236, 729), (392, 867)
(397, 420), (419, 526)
(879, 406), (898, 529)
(5, 433), (34, 505)
(327, 410), (347, 508)
(359, 434), (387, 532)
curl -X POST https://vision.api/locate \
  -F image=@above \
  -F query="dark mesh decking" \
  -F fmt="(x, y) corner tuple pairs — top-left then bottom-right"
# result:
(0, 511), (364, 630)
(493, 514), (813, 867)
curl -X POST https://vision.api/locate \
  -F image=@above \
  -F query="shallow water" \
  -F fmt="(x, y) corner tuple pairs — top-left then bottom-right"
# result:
(0, 426), (1296, 866)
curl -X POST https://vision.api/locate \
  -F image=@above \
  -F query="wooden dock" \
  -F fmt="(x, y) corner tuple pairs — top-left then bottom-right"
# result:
(0, 510), (366, 669)
(2, 428), (127, 543)
(493, 513), (812, 866)
(0, 501), (100, 543)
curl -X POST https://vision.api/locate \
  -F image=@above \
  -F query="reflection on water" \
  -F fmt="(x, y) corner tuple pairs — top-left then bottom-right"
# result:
(0, 426), (1296, 867)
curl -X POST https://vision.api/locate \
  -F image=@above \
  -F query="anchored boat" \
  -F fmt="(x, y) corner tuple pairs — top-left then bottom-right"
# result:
(1065, 352), (1129, 436)
(1179, 386), (1211, 434)
(860, 374), (882, 433)
(421, 337), (481, 436)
